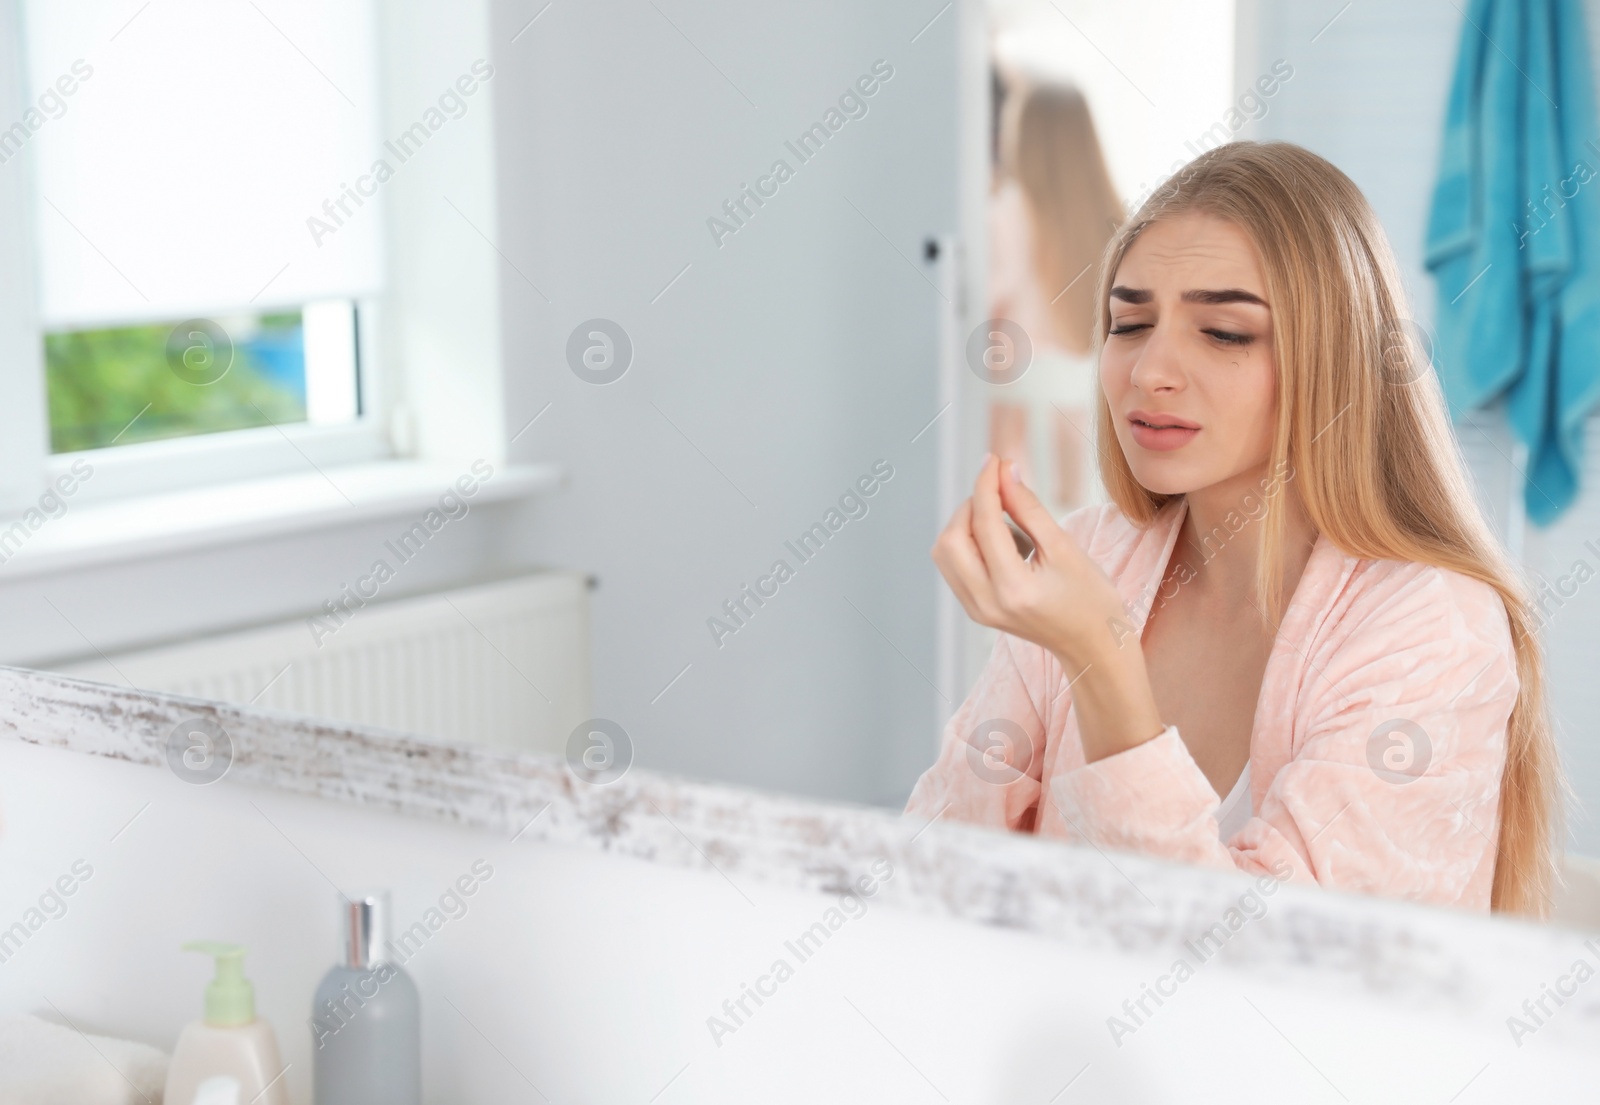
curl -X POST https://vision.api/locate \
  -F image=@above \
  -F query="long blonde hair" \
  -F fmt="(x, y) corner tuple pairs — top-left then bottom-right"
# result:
(999, 80), (1123, 354)
(1092, 141), (1565, 918)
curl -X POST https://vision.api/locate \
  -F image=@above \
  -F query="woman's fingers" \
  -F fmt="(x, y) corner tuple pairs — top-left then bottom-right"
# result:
(969, 455), (1025, 580)
(998, 459), (1066, 559)
(933, 497), (998, 623)
(942, 562), (985, 624)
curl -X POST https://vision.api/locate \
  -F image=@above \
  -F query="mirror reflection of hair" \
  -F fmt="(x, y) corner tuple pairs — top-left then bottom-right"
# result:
(998, 78), (1124, 356)
(985, 74), (1121, 515)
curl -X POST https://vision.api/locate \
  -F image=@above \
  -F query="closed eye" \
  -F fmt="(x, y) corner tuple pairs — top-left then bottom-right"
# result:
(1204, 328), (1252, 346)
(1108, 323), (1148, 337)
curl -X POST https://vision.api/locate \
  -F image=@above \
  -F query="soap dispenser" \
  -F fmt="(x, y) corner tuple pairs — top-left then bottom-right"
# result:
(311, 891), (421, 1105)
(165, 941), (290, 1105)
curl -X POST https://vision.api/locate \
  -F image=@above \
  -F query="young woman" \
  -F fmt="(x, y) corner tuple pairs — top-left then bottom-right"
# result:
(906, 141), (1564, 917)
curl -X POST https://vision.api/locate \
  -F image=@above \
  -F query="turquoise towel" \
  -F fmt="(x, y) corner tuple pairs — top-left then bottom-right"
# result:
(1425, 0), (1600, 526)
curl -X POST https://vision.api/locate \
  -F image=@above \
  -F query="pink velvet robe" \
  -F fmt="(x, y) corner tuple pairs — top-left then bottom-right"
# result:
(904, 496), (1518, 911)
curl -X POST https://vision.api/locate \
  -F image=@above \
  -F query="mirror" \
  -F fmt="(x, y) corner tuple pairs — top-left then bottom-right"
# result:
(0, 0), (1594, 935)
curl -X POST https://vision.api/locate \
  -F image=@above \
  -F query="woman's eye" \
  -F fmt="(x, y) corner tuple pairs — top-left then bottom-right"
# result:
(1204, 328), (1253, 347)
(1108, 323), (1149, 337)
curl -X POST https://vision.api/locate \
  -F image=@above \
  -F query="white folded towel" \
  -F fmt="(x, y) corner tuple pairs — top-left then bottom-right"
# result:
(0, 1013), (168, 1105)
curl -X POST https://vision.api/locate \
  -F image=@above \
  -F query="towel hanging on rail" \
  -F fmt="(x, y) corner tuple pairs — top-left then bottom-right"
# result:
(1425, 0), (1600, 526)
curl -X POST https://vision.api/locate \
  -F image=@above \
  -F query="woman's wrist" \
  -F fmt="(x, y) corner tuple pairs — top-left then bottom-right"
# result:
(1053, 641), (1167, 765)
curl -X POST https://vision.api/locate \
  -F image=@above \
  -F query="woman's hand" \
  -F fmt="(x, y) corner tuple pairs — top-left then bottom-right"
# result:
(932, 455), (1132, 675)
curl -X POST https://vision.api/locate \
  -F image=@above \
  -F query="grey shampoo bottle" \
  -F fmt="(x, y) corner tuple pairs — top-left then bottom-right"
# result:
(312, 891), (421, 1105)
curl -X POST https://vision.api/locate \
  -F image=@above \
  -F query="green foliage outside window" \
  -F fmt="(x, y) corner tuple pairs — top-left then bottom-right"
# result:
(44, 311), (307, 453)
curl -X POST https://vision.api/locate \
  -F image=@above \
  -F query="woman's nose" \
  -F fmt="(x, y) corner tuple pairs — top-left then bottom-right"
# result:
(1128, 324), (1185, 392)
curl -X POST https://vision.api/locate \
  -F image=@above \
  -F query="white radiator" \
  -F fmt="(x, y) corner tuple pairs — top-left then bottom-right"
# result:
(52, 572), (590, 755)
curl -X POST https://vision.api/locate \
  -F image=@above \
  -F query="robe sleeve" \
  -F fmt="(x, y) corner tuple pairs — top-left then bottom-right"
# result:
(903, 630), (1052, 832)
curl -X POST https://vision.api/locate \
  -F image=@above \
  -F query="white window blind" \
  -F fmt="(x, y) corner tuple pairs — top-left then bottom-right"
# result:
(20, 0), (385, 328)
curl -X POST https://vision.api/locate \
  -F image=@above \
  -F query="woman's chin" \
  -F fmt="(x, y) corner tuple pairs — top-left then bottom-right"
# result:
(1129, 466), (1200, 498)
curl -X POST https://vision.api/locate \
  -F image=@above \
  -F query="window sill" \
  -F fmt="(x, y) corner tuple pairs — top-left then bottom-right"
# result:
(0, 459), (565, 580)
(49, 418), (394, 506)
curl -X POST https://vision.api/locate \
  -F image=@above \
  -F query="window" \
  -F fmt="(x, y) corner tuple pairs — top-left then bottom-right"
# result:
(43, 300), (361, 452)
(15, 0), (386, 486)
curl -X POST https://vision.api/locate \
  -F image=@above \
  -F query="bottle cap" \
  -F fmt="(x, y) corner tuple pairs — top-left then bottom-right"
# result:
(181, 941), (255, 1026)
(340, 891), (391, 968)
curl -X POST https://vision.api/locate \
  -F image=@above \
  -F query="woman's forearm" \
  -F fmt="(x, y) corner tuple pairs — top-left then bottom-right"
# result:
(1053, 643), (1167, 765)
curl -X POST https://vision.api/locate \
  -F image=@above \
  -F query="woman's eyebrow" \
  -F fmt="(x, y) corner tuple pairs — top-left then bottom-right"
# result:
(1183, 288), (1269, 307)
(1108, 285), (1269, 308)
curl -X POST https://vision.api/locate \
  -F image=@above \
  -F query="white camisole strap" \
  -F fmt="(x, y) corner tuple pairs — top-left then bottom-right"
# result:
(1216, 762), (1252, 842)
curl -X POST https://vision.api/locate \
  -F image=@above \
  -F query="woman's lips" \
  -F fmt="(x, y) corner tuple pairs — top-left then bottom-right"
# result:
(1128, 417), (1200, 452)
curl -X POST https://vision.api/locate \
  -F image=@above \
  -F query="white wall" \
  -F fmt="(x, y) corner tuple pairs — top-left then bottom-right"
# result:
(490, 0), (960, 806)
(0, 506), (524, 665)
(1237, 1), (1600, 855)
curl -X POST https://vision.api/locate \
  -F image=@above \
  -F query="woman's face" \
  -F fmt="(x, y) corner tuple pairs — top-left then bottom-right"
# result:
(1099, 212), (1277, 497)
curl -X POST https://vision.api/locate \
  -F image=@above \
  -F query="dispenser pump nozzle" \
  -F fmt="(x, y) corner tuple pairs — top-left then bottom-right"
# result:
(182, 940), (256, 1026)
